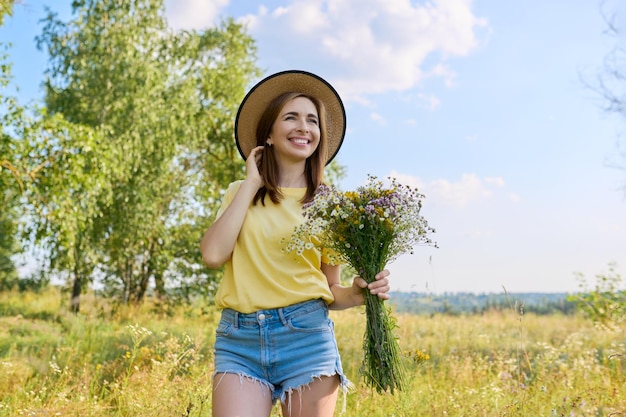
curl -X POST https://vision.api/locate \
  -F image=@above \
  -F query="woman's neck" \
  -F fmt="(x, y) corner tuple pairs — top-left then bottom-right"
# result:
(277, 162), (307, 188)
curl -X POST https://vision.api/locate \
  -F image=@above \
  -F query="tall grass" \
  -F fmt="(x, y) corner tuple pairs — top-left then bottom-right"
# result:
(0, 288), (624, 416)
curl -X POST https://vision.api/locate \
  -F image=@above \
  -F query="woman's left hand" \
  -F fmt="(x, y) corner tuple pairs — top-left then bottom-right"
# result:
(352, 269), (391, 300)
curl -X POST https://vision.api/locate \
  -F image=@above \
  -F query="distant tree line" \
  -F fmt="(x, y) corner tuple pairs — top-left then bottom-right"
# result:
(390, 292), (578, 316)
(389, 263), (625, 323)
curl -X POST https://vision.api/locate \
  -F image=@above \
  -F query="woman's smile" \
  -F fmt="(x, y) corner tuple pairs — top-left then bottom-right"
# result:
(289, 137), (310, 145)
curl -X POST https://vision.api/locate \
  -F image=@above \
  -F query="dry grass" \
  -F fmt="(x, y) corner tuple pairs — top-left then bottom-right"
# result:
(0, 289), (624, 416)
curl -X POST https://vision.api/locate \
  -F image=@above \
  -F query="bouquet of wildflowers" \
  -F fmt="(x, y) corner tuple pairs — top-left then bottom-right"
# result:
(286, 175), (436, 394)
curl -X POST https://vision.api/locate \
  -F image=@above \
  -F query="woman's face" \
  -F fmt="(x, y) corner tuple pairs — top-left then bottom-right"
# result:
(267, 96), (321, 164)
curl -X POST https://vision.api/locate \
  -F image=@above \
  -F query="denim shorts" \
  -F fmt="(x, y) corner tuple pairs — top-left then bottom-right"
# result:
(213, 298), (352, 403)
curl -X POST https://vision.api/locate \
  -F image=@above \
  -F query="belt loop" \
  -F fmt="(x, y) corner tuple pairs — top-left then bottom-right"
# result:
(234, 311), (239, 329)
(277, 307), (287, 326)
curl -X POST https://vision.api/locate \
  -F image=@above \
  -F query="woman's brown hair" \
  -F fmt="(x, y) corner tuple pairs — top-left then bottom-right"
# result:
(252, 92), (328, 205)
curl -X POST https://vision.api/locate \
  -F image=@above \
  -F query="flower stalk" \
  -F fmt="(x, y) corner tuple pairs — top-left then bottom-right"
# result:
(362, 283), (407, 393)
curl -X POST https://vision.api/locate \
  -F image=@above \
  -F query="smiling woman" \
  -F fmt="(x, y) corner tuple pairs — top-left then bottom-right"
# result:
(200, 70), (393, 417)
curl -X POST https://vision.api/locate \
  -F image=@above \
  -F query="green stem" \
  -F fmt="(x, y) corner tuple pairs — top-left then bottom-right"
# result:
(361, 281), (406, 394)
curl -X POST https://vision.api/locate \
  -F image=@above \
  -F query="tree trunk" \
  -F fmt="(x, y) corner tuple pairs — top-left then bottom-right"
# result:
(154, 272), (166, 300)
(135, 280), (147, 303)
(123, 259), (132, 304)
(70, 275), (81, 313)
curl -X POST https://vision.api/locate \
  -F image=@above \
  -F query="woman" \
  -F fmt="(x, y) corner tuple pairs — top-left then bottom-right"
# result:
(200, 70), (391, 417)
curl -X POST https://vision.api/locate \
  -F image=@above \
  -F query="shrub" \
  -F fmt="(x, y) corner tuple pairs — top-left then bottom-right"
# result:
(567, 262), (626, 328)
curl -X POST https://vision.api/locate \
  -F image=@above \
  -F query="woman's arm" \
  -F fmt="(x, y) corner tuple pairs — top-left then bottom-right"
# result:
(199, 179), (259, 268)
(200, 146), (264, 268)
(324, 263), (391, 310)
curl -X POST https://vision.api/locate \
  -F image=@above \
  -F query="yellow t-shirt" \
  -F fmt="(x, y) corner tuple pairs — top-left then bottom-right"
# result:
(213, 181), (335, 313)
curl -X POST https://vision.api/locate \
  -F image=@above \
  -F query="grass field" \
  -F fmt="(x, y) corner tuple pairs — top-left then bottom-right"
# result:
(0, 289), (624, 416)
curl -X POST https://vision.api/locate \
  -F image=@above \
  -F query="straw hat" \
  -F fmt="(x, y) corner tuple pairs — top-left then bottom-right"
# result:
(235, 70), (346, 166)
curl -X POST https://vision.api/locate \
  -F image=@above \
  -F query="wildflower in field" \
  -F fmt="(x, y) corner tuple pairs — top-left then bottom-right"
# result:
(127, 324), (153, 343)
(405, 348), (430, 364)
(285, 175), (437, 394)
(49, 360), (62, 374)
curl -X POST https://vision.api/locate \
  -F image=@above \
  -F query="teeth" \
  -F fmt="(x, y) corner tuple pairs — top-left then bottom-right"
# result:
(292, 139), (308, 144)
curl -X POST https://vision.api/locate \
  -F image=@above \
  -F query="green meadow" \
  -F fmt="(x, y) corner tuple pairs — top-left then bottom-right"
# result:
(0, 289), (624, 417)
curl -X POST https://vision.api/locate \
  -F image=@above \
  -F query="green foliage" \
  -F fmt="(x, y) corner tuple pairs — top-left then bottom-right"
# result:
(324, 159), (346, 187)
(18, 0), (261, 306)
(0, 7), (23, 291)
(0, 168), (19, 290)
(0, 0), (14, 27)
(567, 262), (626, 328)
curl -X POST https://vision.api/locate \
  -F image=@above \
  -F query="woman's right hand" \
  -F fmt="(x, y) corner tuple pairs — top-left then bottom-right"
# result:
(246, 145), (265, 189)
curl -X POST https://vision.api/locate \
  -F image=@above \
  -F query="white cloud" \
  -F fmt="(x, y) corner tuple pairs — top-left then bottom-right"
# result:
(427, 63), (458, 87)
(388, 171), (511, 209)
(428, 173), (492, 208)
(244, 0), (488, 100)
(386, 171), (425, 189)
(370, 112), (387, 125)
(164, 0), (230, 30)
(508, 192), (522, 203)
(484, 176), (505, 187)
(417, 93), (442, 110)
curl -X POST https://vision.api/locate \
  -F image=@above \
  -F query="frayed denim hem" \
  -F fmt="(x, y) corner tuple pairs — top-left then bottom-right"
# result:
(280, 371), (355, 415)
(212, 371), (274, 399)
(213, 370), (354, 415)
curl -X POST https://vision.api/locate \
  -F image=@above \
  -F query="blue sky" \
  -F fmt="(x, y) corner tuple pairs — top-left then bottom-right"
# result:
(2, 0), (625, 294)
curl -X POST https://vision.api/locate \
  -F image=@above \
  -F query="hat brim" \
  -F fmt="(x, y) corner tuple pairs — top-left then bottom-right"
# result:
(235, 70), (346, 166)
